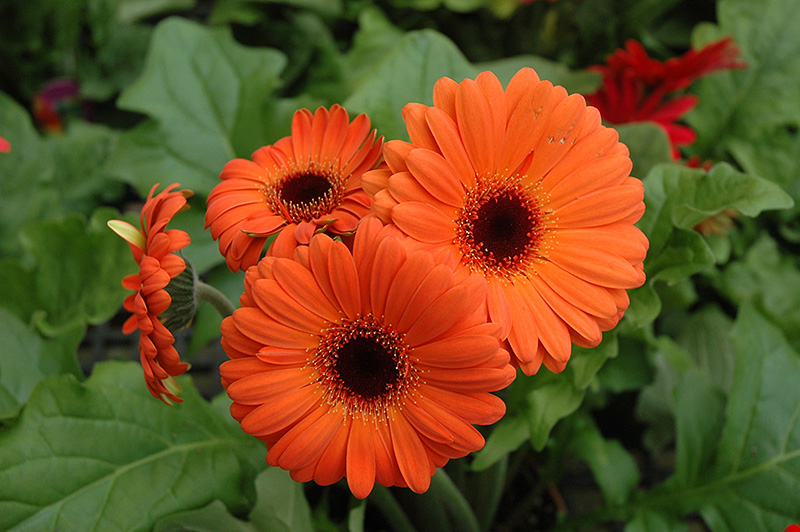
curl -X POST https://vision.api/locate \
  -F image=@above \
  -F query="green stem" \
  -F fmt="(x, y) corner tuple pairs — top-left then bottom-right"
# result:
(195, 280), (235, 318)
(432, 468), (481, 532)
(473, 456), (508, 532)
(370, 486), (418, 532)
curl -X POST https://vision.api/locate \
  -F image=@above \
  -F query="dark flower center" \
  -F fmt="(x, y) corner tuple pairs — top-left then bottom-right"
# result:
(267, 166), (346, 223)
(456, 183), (543, 278)
(333, 337), (400, 400)
(313, 314), (415, 418)
(279, 174), (332, 206)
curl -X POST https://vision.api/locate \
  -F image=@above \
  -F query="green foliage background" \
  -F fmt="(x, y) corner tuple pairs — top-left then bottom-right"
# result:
(1, 0), (799, 530)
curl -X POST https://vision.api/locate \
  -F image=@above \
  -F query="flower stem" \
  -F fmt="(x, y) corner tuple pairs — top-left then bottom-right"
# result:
(432, 468), (481, 532)
(473, 456), (508, 532)
(195, 280), (235, 318)
(370, 486), (418, 532)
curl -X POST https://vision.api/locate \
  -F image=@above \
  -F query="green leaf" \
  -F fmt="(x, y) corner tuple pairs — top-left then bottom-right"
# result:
(674, 306), (736, 394)
(116, 17), (288, 197)
(527, 376), (585, 451)
(0, 361), (265, 532)
(688, 0), (800, 161)
(625, 283), (662, 329)
(700, 305), (800, 528)
(569, 333), (619, 391)
(343, 30), (476, 142)
(153, 468), (314, 532)
(0, 308), (83, 419)
(569, 416), (640, 506)
(17, 208), (134, 337)
(639, 162), (793, 283)
(153, 500), (252, 532)
(670, 370), (726, 488)
(471, 414), (529, 471)
(614, 123), (674, 181)
(597, 337), (655, 394)
(475, 55), (601, 96)
(635, 338), (692, 453)
(625, 305), (800, 530)
(624, 511), (688, 532)
(719, 234), (800, 342)
(727, 124), (800, 208)
(0, 94), (122, 258)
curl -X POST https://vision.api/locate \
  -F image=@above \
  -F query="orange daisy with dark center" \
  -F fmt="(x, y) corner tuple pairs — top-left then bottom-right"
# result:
(206, 104), (383, 271)
(362, 68), (649, 375)
(456, 180), (544, 278)
(220, 218), (514, 499)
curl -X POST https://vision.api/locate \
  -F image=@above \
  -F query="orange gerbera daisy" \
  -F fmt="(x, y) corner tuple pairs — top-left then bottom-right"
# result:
(205, 105), (383, 271)
(363, 68), (648, 375)
(108, 183), (193, 404)
(219, 217), (515, 498)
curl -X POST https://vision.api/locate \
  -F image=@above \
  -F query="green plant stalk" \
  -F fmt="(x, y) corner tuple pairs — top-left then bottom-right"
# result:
(432, 468), (481, 532)
(196, 280), (235, 318)
(370, 486), (418, 532)
(473, 456), (508, 532)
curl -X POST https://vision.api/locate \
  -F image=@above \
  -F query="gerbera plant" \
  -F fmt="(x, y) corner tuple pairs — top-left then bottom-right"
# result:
(363, 68), (648, 374)
(205, 104), (383, 271)
(219, 217), (515, 498)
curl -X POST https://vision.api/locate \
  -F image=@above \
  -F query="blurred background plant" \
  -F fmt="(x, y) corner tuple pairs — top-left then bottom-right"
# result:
(1, 0), (799, 531)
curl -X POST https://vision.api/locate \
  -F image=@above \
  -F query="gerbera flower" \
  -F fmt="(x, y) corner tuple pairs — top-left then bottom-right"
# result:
(363, 68), (648, 375)
(586, 38), (746, 158)
(0, 135), (9, 153)
(220, 217), (515, 498)
(108, 183), (193, 404)
(205, 104), (383, 271)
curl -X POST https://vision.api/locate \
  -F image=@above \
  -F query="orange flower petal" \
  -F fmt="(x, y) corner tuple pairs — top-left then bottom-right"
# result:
(390, 412), (431, 494)
(392, 202), (455, 243)
(347, 417), (377, 499)
(406, 149), (465, 207)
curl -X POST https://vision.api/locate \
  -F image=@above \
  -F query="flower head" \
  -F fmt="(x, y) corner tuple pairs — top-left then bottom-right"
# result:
(205, 105), (383, 271)
(586, 38), (746, 158)
(220, 217), (515, 498)
(109, 183), (193, 404)
(0, 135), (9, 153)
(363, 68), (648, 375)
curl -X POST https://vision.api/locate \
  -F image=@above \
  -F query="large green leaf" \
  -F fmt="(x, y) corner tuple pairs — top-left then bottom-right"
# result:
(0, 308), (83, 419)
(608, 306), (800, 530)
(696, 305), (800, 529)
(568, 415), (640, 506)
(114, 17), (288, 197)
(153, 468), (314, 532)
(719, 234), (800, 343)
(0, 93), (122, 258)
(615, 123), (673, 181)
(15, 208), (134, 337)
(687, 0), (800, 162)
(0, 361), (265, 532)
(343, 29), (476, 142)
(639, 162), (793, 283)
(475, 55), (601, 96)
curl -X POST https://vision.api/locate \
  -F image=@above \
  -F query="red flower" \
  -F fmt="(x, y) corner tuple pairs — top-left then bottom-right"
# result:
(109, 184), (193, 404)
(0, 135), (9, 153)
(785, 525), (800, 532)
(586, 38), (746, 158)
